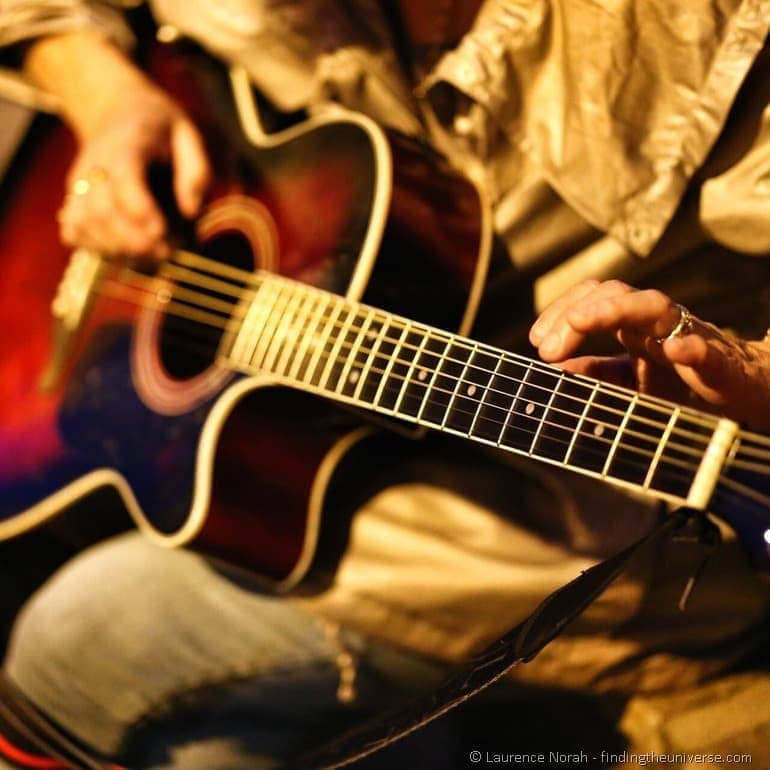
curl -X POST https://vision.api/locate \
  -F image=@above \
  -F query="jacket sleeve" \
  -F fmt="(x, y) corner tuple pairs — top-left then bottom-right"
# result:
(0, 0), (136, 52)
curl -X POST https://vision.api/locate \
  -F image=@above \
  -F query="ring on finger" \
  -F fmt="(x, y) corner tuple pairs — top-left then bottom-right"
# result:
(655, 304), (694, 343)
(70, 166), (109, 197)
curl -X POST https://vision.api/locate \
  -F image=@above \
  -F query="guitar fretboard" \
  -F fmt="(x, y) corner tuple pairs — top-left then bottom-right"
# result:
(220, 274), (721, 506)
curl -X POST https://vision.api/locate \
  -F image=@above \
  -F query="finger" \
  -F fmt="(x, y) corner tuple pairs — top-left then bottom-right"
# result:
(111, 158), (166, 231)
(567, 289), (681, 340)
(170, 118), (211, 218)
(110, 172), (168, 258)
(617, 328), (671, 366)
(529, 280), (599, 345)
(659, 329), (770, 429)
(60, 182), (166, 259)
(60, 189), (123, 255)
(536, 279), (633, 362)
(662, 333), (743, 408)
(557, 355), (637, 389)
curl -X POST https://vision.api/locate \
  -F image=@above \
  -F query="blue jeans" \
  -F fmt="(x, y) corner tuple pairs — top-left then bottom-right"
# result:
(2, 532), (451, 769)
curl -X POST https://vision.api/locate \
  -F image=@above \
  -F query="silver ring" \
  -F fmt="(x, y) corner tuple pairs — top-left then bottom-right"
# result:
(656, 304), (694, 343)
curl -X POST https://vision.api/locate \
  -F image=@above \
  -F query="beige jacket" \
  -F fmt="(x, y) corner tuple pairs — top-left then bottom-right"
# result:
(2, 0), (770, 692)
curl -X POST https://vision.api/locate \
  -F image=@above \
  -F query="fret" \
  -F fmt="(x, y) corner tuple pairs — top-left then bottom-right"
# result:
(244, 279), (282, 368)
(251, 282), (293, 371)
(468, 354), (503, 437)
(606, 396), (674, 486)
(304, 300), (345, 388)
(456, 356), (527, 444)
(392, 325), (431, 414)
(358, 316), (408, 406)
(643, 406), (679, 489)
(567, 388), (628, 476)
(261, 284), (305, 375)
(352, 314), (390, 403)
(273, 289), (314, 378)
(498, 363), (564, 453)
(564, 381), (599, 465)
(417, 338), (473, 427)
(288, 294), (330, 382)
(373, 320), (412, 410)
(399, 332), (450, 419)
(415, 334), (453, 424)
(646, 409), (707, 499)
(444, 345), (499, 435)
(602, 394), (638, 476)
(378, 323), (427, 412)
(317, 306), (359, 392)
(218, 281), (255, 364)
(440, 342), (476, 429)
(532, 374), (593, 464)
(495, 360), (533, 446)
(337, 309), (376, 398)
(528, 372), (563, 456)
(217, 276), (717, 507)
(228, 280), (274, 368)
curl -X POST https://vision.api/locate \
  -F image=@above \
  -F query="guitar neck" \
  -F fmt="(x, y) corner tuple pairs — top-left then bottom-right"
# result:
(218, 271), (738, 509)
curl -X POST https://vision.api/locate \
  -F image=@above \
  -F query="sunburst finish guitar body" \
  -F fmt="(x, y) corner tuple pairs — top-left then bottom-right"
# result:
(0, 43), (491, 589)
(2, 42), (770, 588)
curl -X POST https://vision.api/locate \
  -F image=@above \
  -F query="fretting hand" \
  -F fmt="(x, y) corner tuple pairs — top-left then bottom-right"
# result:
(529, 280), (770, 431)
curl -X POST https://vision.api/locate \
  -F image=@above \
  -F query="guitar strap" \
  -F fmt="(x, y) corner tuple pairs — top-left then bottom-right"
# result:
(0, 508), (718, 770)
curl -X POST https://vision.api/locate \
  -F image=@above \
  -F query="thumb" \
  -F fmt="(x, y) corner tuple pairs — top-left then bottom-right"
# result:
(170, 117), (211, 218)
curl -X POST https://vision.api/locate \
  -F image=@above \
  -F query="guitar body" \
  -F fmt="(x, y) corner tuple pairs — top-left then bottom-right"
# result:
(0, 44), (491, 589)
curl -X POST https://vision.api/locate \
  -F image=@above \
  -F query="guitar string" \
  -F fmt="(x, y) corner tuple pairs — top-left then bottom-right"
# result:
(97, 278), (721, 486)
(728, 437), (770, 461)
(163, 257), (722, 443)
(110, 268), (770, 483)
(715, 475), (770, 512)
(115, 260), (719, 448)
(171, 249), (740, 435)
(184, 257), (751, 453)
(105, 290), (697, 494)
(105, 252), (770, 475)
(151, 248), (714, 432)
(722, 456), (770, 475)
(102, 276), (709, 462)
(166, 253), (723, 437)
(103, 273), (769, 478)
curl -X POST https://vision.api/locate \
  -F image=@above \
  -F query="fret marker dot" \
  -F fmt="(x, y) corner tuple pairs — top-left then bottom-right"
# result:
(349, 370), (359, 384)
(417, 369), (428, 381)
(525, 402), (535, 415)
(593, 423), (605, 437)
(764, 529), (770, 546)
(366, 330), (377, 340)
(467, 385), (477, 396)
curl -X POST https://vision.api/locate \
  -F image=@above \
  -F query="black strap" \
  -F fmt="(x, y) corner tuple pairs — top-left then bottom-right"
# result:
(279, 508), (709, 770)
(0, 508), (714, 770)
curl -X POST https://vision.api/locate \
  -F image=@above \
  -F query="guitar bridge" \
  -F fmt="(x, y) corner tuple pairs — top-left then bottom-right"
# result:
(39, 248), (105, 392)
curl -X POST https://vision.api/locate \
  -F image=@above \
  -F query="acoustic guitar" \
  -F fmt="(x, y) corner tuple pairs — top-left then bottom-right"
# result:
(1, 42), (769, 590)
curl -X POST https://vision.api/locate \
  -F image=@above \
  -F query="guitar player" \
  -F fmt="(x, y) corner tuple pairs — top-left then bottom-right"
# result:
(3, 1), (770, 767)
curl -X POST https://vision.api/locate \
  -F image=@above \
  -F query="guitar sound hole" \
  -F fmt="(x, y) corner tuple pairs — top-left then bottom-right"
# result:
(159, 232), (255, 380)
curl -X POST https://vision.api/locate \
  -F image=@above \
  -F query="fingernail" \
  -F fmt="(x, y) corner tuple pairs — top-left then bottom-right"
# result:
(530, 324), (545, 344)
